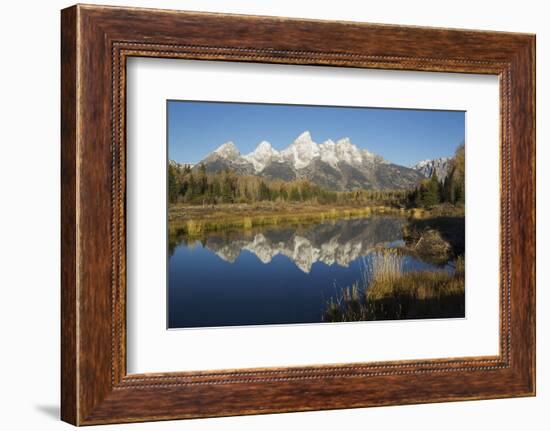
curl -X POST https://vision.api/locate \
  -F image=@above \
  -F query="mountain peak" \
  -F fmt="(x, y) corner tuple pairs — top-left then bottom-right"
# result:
(214, 141), (240, 159)
(282, 131), (320, 169)
(295, 130), (312, 142)
(412, 157), (453, 179)
(243, 140), (279, 173)
(334, 137), (363, 166)
(336, 137), (352, 146)
(255, 140), (274, 152)
(319, 139), (338, 168)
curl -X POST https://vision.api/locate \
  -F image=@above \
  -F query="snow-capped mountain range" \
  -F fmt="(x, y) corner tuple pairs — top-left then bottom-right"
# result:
(181, 131), (452, 191)
(211, 131), (384, 173)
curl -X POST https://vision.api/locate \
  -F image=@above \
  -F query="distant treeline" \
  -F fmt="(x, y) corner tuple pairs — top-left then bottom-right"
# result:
(169, 144), (465, 208)
(408, 144), (465, 208)
(169, 164), (409, 206)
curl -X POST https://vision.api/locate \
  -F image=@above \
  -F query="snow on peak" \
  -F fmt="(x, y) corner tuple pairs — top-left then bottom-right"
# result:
(413, 159), (432, 169)
(412, 157), (453, 179)
(336, 137), (352, 146)
(169, 160), (195, 169)
(335, 137), (363, 166)
(319, 139), (339, 168)
(281, 131), (320, 170)
(256, 140), (274, 153)
(243, 140), (279, 173)
(412, 157), (451, 170)
(203, 132), (388, 172)
(295, 130), (312, 143)
(213, 141), (240, 159)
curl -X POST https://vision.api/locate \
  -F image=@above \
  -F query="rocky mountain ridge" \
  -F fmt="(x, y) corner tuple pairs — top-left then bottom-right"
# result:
(411, 157), (453, 180)
(191, 131), (430, 191)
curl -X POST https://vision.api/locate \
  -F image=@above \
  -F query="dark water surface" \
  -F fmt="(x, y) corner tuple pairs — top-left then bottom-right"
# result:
(168, 217), (448, 329)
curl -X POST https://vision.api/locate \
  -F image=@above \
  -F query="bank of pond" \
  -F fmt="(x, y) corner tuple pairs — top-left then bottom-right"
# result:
(168, 212), (465, 328)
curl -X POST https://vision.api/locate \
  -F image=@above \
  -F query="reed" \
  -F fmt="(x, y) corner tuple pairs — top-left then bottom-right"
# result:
(364, 250), (404, 286)
(323, 251), (465, 322)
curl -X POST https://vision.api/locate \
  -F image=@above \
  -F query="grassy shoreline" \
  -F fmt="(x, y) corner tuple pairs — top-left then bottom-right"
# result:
(323, 251), (465, 322)
(168, 202), (464, 238)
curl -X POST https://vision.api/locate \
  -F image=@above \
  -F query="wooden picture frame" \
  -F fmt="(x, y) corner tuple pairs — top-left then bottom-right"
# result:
(61, 4), (535, 425)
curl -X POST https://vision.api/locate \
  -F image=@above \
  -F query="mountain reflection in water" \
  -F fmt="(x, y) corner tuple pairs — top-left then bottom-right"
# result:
(168, 216), (451, 329)
(200, 218), (404, 273)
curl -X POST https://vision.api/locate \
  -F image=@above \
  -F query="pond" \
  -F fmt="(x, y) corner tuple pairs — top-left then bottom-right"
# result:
(168, 216), (455, 329)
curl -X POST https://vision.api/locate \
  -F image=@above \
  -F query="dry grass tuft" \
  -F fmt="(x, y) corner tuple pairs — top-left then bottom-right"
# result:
(323, 251), (465, 322)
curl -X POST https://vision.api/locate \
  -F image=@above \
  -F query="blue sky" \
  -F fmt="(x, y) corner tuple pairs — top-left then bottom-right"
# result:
(167, 100), (465, 167)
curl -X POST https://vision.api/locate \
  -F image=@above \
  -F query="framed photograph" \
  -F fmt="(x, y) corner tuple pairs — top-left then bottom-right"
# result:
(61, 4), (535, 425)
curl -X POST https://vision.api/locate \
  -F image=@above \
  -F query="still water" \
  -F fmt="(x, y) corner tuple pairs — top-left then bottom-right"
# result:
(168, 217), (449, 329)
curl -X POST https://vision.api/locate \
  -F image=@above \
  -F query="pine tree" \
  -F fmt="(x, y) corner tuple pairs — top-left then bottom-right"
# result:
(259, 181), (271, 201)
(198, 163), (208, 195)
(221, 171), (233, 203)
(290, 187), (301, 201)
(184, 172), (196, 201)
(421, 172), (441, 207)
(168, 165), (180, 203)
(279, 185), (288, 201)
(212, 178), (222, 202)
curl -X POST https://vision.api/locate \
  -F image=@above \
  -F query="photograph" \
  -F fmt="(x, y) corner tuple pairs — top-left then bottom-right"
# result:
(167, 101), (466, 329)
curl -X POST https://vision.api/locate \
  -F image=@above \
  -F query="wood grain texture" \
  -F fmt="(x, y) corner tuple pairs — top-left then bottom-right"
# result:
(60, 4), (535, 425)
(60, 5), (78, 425)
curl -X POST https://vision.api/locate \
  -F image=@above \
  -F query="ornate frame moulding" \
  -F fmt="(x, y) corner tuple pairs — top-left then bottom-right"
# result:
(61, 4), (535, 425)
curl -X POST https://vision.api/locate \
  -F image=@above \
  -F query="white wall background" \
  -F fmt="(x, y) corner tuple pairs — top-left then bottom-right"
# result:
(0, 0), (546, 429)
